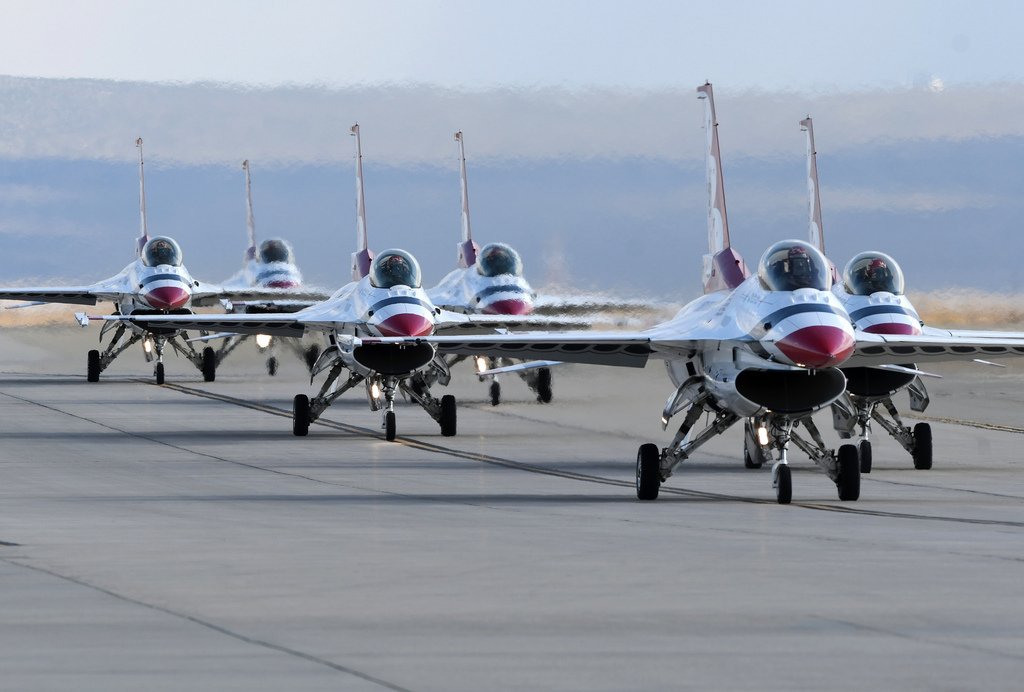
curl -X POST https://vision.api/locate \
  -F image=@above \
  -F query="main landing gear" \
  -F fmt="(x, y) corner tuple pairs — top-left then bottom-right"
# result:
(831, 377), (933, 472)
(84, 321), (218, 385)
(291, 358), (457, 441)
(636, 385), (862, 504)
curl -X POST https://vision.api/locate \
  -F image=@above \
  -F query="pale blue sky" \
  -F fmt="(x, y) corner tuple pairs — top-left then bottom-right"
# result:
(1, 0), (1021, 91)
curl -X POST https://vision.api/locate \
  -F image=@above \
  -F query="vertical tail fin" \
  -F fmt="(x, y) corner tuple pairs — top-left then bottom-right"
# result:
(800, 117), (839, 283)
(350, 123), (374, 281)
(242, 160), (258, 261)
(135, 137), (149, 257)
(455, 131), (479, 268)
(800, 117), (825, 254)
(696, 83), (747, 293)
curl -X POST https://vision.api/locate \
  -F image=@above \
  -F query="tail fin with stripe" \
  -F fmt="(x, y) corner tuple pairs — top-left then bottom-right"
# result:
(800, 116), (839, 283)
(135, 137), (149, 257)
(242, 160), (258, 262)
(350, 123), (374, 281)
(696, 83), (748, 294)
(454, 131), (479, 268)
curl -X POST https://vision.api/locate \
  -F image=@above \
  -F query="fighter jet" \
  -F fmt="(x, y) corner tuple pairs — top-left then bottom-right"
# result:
(208, 160), (330, 376)
(0, 139), (303, 384)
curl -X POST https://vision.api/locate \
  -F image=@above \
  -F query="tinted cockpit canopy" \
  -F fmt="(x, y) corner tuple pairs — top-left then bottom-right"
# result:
(476, 242), (524, 277)
(843, 251), (905, 295)
(369, 249), (422, 289)
(757, 240), (831, 291)
(142, 236), (183, 267)
(259, 238), (294, 264)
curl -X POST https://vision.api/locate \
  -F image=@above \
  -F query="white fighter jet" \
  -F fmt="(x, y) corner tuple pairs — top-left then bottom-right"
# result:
(90, 125), (587, 441)
(426, 131), (554, 404)
(800, 116), (1024, 474)
(208, 160), (331, 376)
(0, 139), (302, 384)
(358, 83), (1024, 503)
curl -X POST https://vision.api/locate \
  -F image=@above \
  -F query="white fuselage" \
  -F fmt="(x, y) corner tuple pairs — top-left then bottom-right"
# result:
(428, 267), (535, 316)
(831, 287), (922, 336)
(243, 259), (303, 290)
(118, 261), (196, 313)
(661, 275), (855, 417)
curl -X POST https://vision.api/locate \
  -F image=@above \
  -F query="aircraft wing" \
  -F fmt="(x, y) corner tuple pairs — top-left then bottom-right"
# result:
(0, 272), (135, 306)
(532, 292), (672, 317)
(434, 309), (592, 333)
(190, 285), (333, 308)
(91, 312), (310, 338)
(848, 330), (1024, 367)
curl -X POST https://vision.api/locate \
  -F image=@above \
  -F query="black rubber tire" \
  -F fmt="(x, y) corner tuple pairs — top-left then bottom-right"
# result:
(304, 346), (320, 372)
(775, 464), (792, 505)
(912, 422), (933, 470)
(292, 394), (310, 437)
(385, 411), (397, 441)
(489, 381), (501, 407)
(440, 395), (457, 437)
(837, 443), (861, 501)
(155, 362), (165, 385)
(859, 439), (873, 474)
(636, 443), (661, 501)
(201, 347), (217, 382)
(536, 367), (553, 404)
(87, 350), (101, 382)
(267, 357), (278, 376)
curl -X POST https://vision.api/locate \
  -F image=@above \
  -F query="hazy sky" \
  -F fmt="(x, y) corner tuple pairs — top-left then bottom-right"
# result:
(2, 1), (1021, 91)
(3, 1), (1024, 297)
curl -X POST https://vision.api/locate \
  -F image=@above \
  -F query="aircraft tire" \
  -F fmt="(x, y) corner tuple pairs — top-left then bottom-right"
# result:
(155, 362), (165, 386)
(440, 395), (457, 437)
(837, 444), (860, 501)
(635, 443), (661, 501)
(385, 411), (397, 441)
(859, 439), (872, 474)
(292, 394), (310, 437)
(775, 464), (792, 505)
(267, 357), (278, 376)
(201, 347), (217, 382)
(912, 423), (932, 470)
(536, 367), (553, 404)
(489, 381), (501, 406)
(87, 350), (101, 383)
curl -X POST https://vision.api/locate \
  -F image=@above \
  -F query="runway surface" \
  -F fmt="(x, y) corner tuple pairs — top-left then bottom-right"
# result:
(2, 327), (1023, 691)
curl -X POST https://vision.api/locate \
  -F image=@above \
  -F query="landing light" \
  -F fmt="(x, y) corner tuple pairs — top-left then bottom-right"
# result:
(143, 338), (153, 354)
(757, 425), (769, 447)
(371, 382), (382, 400)
(475, 356), (488, 373)
(255, 334), (272, 348)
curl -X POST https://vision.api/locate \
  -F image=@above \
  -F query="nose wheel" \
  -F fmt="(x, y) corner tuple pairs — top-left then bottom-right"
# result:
(836, 444), (860, 501)
(155, 362), (165, 385)
(635, 443), (662, 500)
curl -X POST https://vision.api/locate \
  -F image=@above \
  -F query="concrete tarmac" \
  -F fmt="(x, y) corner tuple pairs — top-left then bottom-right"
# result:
(1, 328), (1023, 691)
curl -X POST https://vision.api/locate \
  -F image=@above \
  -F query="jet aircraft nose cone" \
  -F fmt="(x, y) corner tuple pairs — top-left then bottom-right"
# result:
(775, 325), (855, 368)
(375, 313), (434, 337)
(145, 286), (191, 310)
(482, 299), (533, 316)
